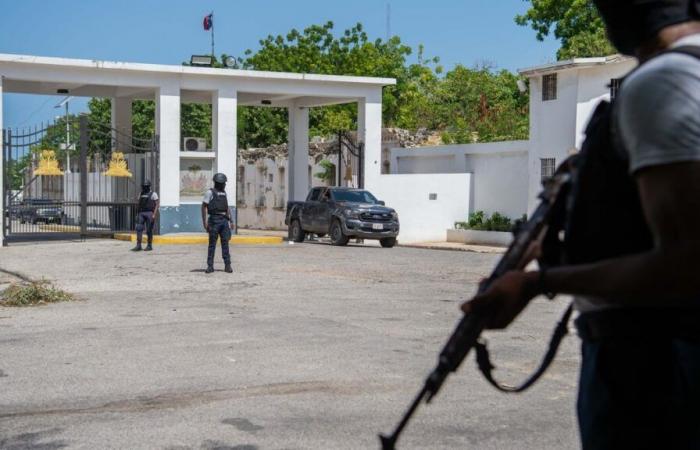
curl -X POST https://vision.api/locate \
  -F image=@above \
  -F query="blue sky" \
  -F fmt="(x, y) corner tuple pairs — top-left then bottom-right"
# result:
(0, 0), (559, 129)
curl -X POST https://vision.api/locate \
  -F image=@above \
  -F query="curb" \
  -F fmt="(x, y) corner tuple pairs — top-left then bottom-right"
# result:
(399, 243), (506, 254)
(114, 233), (284, 245)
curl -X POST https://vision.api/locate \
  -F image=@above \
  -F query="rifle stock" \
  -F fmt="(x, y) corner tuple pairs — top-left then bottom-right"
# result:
(379, 161), (573, 450)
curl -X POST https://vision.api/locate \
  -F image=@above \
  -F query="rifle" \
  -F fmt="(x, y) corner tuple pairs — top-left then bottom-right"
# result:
(379, 159), (575, 450)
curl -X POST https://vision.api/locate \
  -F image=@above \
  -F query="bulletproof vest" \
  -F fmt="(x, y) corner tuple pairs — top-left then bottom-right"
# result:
(543, 46), (700, 266)
(207, 188), (229, 215)
(138, 192), (156, 212)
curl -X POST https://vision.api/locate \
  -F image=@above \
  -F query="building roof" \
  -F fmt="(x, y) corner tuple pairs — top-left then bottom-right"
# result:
(0, 53), (396, 86)
(518, 54), (633, 77)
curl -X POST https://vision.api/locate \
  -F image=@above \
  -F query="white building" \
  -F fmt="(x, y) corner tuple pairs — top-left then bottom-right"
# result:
(0, 53), (394, 237)
(380, 54), (637, 242)
(519, 55), (636, 211)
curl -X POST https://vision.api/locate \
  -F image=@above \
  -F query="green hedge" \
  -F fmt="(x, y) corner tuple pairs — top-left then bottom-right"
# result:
(455, 211), (523, 232)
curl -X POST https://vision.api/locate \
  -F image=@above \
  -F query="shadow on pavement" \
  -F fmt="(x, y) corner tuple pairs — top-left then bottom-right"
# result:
(0, 428), (68, 450)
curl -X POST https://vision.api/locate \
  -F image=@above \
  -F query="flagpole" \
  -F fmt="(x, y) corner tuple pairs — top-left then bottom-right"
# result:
(211, 11), (215, 61)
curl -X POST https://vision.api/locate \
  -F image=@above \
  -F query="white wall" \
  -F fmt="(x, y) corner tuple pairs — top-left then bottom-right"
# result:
(574, 60), (637, 149)
(369, 173), (471, 243)
(525, 59), (638, 212)
(390, 141), (529, 220)
(527, 69), (579, 212)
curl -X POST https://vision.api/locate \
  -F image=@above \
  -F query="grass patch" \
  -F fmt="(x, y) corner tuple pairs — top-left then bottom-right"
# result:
(0, 281), (75, 307)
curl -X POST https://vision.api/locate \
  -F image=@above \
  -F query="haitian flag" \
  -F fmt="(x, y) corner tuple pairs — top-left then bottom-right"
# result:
(203, 13), (213, 31)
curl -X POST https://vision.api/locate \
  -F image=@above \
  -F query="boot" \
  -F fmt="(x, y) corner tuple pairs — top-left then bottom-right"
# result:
(144, 244), (153, 251)
(224, 264), (233, 273)
(205, 265), (214, 274)
(131, 244), (142, 251)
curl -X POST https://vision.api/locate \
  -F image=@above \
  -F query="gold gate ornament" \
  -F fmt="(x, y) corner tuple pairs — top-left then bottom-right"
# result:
(103, 152), (132, 177)
(34, 150), (64, 176)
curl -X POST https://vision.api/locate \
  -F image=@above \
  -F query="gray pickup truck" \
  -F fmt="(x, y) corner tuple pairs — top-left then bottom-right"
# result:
(285, 187), (399, 247)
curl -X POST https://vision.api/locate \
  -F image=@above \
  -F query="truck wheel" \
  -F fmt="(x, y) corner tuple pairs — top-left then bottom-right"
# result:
(289, 219), (305, 243)
(380, 237), (397, 248)
(330, 220), (349, 246)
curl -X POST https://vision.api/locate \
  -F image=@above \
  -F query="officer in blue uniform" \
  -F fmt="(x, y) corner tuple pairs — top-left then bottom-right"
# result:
(201, 173), (233, 273)
(132, 180), (158, 252)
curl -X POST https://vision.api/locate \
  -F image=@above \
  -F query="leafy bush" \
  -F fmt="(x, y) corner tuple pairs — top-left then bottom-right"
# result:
(1, 281), (75, 307)
(455, 211), (514, 232)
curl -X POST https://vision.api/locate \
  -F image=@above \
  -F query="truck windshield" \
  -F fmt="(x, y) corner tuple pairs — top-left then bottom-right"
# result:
(332, 190), (378, 204)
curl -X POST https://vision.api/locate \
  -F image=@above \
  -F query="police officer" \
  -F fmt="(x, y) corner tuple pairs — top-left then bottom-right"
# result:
(132, 180), (158, 252)
(462, 2), (700, 448)
(202, 173), (233, 274)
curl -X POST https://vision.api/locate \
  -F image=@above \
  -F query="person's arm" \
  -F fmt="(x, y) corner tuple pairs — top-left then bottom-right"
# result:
(201, 203), (209, 231)
(153, 199), (160, 219)
(463, 161), (700, 329)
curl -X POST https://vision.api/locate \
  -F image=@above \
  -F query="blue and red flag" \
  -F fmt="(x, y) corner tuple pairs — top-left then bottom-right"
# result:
(203, 13), (213, 31)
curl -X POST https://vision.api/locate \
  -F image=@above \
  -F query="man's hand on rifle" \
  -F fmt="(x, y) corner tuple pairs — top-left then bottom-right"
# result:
(461, 271), (540, 329)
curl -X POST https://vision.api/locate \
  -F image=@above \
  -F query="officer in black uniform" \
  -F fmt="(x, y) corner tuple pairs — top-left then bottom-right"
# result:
(201, 173), (233, 274)
(132, 180), (159, 252)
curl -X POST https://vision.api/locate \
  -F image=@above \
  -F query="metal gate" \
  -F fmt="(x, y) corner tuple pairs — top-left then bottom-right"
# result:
(2, 115), (159, 245)
(336, 131), (364, 189)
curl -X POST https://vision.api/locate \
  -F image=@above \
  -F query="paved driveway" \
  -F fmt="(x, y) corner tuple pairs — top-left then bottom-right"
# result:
(0, 240), (580, 449)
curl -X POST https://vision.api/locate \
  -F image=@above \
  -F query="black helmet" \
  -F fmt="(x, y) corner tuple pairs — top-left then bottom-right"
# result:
(593, 0), (700, 55)
(213, 173), (227, 183)
(142, 179), (152, 188)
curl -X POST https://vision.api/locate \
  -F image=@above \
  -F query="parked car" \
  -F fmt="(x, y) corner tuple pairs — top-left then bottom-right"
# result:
(19, 199), (64, 225)
(285, 187), (399, 247)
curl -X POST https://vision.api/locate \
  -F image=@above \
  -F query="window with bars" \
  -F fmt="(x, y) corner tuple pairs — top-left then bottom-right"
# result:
(610, 78), (622, 100)
(541, 158), (556, 182)
(542, 74), (558, 101)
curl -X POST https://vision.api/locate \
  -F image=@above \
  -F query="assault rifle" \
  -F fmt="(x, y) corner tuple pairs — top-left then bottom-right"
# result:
(379, 159), (575, 449)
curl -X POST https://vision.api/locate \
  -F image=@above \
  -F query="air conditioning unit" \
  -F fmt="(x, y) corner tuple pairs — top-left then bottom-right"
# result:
(183, 137), (207, 152)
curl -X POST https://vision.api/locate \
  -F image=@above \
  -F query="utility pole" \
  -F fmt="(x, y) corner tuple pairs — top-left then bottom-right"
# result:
(386, 2), (391, 41)
(55, 96), (73, 173)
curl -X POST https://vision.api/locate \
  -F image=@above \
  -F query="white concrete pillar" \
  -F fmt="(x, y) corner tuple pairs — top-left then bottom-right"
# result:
(287, 103), (310, 201)
(156, 83), (181, 206)
(212, 87), (237, 202)
(360, 89), (383, 190)
(111, 97), (133, 150)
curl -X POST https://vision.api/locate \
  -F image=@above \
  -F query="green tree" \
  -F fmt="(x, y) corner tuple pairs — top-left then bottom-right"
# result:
(437, 64), (529, 143)
(239, 22), (442, 143)
(515, 0), (616, 59)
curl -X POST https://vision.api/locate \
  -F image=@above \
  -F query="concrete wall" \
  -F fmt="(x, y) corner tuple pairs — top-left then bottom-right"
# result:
(369, 173), (471, 243)
(574, 60), (637, 149)
(527, 69), (579, 212)
(390, 141), (529, 220)
(236, 155), (335, 230)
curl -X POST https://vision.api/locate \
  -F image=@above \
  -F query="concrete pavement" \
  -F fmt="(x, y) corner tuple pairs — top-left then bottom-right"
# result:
(0, 239), (579, 449)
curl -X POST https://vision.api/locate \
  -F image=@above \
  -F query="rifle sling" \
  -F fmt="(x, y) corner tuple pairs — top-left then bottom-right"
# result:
(474, 303), (574, 393)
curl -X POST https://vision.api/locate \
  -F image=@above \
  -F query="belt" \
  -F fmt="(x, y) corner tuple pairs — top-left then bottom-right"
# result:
(576, 308), (700, 341)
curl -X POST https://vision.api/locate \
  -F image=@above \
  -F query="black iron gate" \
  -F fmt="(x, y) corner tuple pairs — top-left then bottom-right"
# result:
(2, 115), (158, 245)
(336, 131), (364, 189)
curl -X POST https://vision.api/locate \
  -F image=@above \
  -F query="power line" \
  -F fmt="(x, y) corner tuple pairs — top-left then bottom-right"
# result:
(12, 97), (54, 127)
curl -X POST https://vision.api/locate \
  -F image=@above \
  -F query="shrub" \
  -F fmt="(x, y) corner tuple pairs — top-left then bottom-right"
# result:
(455, 211), (514, 232)
(1, 281), (75, 307)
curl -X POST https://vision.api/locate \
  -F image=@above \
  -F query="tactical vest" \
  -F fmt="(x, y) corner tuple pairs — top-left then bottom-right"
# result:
(138, 192), (156, 212)
(543, 46), (700, 266)
(207, 189), (229, 215)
